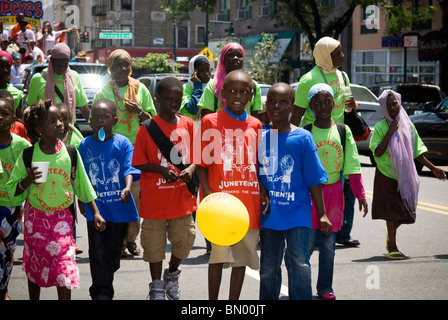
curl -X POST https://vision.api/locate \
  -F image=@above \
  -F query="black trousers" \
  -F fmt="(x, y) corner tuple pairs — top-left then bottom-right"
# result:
(87, 221), (128, 300)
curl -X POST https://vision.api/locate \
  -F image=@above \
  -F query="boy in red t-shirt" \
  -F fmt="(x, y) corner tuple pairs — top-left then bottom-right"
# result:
(132, 77), (197, 300)
(196, 70), (262, 300)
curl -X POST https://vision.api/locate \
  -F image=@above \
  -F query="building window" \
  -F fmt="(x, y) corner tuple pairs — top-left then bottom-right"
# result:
(352, 49), (439, 88)
(121, 25), (132, 46)
(196, 25), (205, 44)
(121, 0), (132, 10)
(110, 0), (114, 11)
(177, 26), (188, 48)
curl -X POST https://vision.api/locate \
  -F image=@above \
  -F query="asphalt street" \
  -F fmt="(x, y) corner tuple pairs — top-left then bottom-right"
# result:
(7, 156), (448, 305)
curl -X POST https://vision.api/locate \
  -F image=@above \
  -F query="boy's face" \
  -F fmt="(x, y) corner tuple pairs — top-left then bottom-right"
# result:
(0, 100), (15, 134)
(196, 63), (211, 84)
(310, 91), (334, 120)
(266, 85), (293, 124)
(89, 102), (117, 134)
(156, 86), (183, 120)
(222, 72), (253, 116)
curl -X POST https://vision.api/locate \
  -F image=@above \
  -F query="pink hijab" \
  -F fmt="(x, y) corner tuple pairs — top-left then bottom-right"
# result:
(45, 43), (76, 122)
(378, 90), (419, 218)
(213, 42), (245, 108)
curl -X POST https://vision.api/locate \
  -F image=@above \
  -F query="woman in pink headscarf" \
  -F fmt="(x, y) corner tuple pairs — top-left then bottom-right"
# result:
(26, 43), (90, 124)
(369, 90), (446, 260)
(197, 42), (262, 118)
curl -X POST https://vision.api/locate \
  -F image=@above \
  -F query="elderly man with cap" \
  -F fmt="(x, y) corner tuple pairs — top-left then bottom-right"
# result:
(291, 36), (361, 248)
(26, 42), (90, 123)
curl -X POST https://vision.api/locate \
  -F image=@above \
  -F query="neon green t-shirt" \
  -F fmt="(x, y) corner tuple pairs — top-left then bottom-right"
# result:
(0, 133), (31, 207)
(310, 123), (361, 185)
(66, 126), (84, 149)
(197, 79), (262, 115)
(6, 141), (96, 212)
(180, 83), (198, 119)
(294, 66), (346, 126)
(93, 82), (156, 145)
(2, 84), (24, 112)
(26, 68), (89, 118)
(369, 119), (427, 180)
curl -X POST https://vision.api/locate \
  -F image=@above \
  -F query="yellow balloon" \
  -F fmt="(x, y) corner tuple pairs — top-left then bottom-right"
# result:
(197, 192), (250, 246)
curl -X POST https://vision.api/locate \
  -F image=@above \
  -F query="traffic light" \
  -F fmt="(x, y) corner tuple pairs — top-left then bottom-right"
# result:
(81, 31), (89, 42)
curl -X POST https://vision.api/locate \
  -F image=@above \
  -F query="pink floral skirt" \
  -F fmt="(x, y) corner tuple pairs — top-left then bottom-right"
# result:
(22, 206), (79, 289)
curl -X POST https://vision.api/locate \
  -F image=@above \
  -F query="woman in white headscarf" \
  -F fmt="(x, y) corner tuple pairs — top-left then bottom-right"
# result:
(291, 36), (356, 127)
(180, 54), (211, 119)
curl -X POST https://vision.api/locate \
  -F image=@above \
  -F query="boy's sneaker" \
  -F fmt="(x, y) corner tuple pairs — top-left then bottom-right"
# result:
(149, 280), (166, 300)
(163, 268), (181, 300)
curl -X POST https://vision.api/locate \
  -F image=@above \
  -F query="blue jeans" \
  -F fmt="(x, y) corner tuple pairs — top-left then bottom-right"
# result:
(309, 229), (337, 295)
(259, 227), (312, 300)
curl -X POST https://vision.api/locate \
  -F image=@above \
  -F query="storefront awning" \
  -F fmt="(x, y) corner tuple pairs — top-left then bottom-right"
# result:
(269, 31), (296, 63)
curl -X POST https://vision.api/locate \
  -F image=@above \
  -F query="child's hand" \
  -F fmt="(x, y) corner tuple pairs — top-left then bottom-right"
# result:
(260, 186), (270, 215)
(162, 168), (179, 183)
(358, 198), (368, 217)
(28, 166), (43, 185)
(120, 187), (131, 202)
(94, 213), (106, 232)
(179, 166), (195, 183)
(319, 215), (332, 235)
(431, 167), (447, 181)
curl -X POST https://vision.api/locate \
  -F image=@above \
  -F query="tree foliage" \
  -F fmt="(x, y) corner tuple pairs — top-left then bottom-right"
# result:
(247, 33), (285, 84)
(132, 53), (182, 73)
(379, 1), (437, 36)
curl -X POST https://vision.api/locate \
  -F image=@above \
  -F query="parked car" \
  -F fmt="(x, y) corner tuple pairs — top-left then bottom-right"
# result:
(350, 84), (383, 165)
(410, 96), (448, 172)
(138, 73), (188, 113)
(21, 62), (109, 137)
(369, 83), (445, 116)
(257, 83), (271, 96)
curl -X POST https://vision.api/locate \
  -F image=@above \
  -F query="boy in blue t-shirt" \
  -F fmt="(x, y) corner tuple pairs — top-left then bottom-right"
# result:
(78, 98), (140, 300)
(258, 83), (331, 300)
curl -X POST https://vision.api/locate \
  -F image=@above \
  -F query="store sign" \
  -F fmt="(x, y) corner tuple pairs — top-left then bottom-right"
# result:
(419, 31), (448, 61)
(381, 36), (403, 47)
(404, 35), (418, 47)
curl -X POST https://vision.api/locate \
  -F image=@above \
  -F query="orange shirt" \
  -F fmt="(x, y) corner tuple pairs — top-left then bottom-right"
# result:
(133, 115), (197, 219)
(197, 109), (262, 229)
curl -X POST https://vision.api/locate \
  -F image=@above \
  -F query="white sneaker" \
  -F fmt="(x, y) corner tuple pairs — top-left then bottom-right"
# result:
(149, 280), (166, 300)
(163, 268), (181, 300)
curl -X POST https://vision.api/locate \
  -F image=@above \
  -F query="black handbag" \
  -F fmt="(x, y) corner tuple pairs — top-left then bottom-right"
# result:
(142, 118), (199, 196)
(339, 71), (370, 140)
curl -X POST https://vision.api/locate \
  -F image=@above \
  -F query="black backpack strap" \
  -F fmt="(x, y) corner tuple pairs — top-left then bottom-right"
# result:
(142, 119), (198, 196)
(335, 122), (346, 152)
(142, 119), (186, 171)
(303, 123), (312, 132)
(22, 146), (34, 173)
(64, 143), (78, 180)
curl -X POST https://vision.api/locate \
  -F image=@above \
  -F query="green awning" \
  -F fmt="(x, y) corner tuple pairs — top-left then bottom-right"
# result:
(243, 35), (263, 50)
(269, 31), (296, 63)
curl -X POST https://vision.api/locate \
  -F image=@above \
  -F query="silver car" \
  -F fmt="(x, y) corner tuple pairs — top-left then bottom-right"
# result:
(351, 84), (383, 165)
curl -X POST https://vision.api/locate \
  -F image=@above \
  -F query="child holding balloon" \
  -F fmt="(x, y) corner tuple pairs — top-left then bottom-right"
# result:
(132, 77), (197, 300)
(196, 70), (262, 300)
(258, 83), (331, 300)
